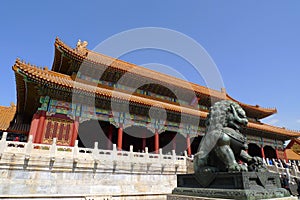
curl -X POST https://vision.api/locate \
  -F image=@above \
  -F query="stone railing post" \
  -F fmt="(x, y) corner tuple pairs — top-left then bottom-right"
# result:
(172, 149), (179, 170)
(278, 159), (284, 168)
(144, 147), (149, 162)
(1, 132), (7, 141)
(145, 147), (148, 154)
(25, 135), (33, 160)
(112, 144), (117, 161)
(262, 158), (267, 166)
(73, 140), (79, 163)
(159, 148), (165, 173)
(0, 132), (8, 156)
(292, 164), (297, 177)
(50, 138), (57, 161)
(172, 150), (176, 161)
(285, 167), (291, 181)
(112, 144), (117, 171)
(92, 142), (99, 161)
(145, 147), (151, 170)
(266, 158), (270, 166)
(129, 145), (134, 160)
(184, 150), (188, 158)
(129, 145), (135, 169)
(295, 162), (299, 172)
(159, 148), (163, 163)
(293, 161), (299, 172)
(273, 159), (279, 173)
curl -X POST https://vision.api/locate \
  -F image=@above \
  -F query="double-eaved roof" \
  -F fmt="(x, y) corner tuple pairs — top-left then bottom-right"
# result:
(0, 38), (298, 139)
(53, 38), (277, 119)
(11, 54), (300, 138)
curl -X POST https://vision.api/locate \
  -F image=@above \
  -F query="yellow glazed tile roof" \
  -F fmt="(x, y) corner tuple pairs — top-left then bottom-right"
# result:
(54, 38), (277, 117)
(0, 104), (16, 131)
(13, 60), (300, 137)
(285, 149), (300, 161)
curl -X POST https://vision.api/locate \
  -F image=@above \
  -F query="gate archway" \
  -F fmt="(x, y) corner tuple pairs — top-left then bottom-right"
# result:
(78, 120), (111, 149)
(159, 131), (177, 154)
(248, 143), (262, 157)
(264, 145), (277, 159)
(123, 126), (153, 152)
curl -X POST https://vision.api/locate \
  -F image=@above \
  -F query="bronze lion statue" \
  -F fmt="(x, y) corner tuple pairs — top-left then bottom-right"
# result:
(194, 100), (266, 173)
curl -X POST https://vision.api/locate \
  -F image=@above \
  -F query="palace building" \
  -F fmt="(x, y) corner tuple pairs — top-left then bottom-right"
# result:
(0, 38), (299, 160)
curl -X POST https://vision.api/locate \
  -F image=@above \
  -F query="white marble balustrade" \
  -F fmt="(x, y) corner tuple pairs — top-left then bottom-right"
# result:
(0, 132), (187, 174)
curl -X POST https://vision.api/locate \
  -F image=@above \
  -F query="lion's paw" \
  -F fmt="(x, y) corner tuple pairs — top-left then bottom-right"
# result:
(228, 163), (248, 172)
(252, 156), (263, 165)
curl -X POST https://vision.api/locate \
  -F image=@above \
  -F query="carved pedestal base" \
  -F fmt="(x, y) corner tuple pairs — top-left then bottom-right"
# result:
(167, 194), (296, 200)
(172, 172), (289, 200)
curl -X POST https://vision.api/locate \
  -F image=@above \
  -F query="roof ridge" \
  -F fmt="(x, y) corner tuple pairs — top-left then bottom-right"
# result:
(55, 37), (225, 99)
(0, 105), (16, 109)
(248, 122), (300, 137)
(55, 38), (278, 117)
(263, 123), (300, 132)
(15, 59), (72, 80)
(226, 94), (277, 113)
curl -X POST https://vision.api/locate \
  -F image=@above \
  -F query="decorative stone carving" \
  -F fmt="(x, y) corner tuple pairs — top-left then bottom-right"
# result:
(194, 100), (266, 173)
(171, 100), (289, 200)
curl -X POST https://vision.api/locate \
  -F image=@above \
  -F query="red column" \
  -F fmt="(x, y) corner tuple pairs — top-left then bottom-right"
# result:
(142, 131), (146, 151)
(284, 149), (288, 162)
(117, 123), (123, 151)
(186, 134), (192, 156)
(107, 124), (113, 150)
(29, 113), (40, 141)
(261, 146), (265, 159)
(70, 116), (79, 146)
(154, 129), (159, 154)
(275, 148), (279, 159)
(35, 111), (46, 143)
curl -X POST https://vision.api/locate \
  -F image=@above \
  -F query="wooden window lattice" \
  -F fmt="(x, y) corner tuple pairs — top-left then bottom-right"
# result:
(42, 117), (73, 145)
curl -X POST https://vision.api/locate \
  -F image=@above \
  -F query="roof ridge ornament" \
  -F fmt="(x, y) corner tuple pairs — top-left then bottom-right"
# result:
(75, 39), (88, 55)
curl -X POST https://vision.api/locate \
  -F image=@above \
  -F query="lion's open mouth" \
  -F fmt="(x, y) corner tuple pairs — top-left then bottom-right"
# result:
(230, 104), (248, 130)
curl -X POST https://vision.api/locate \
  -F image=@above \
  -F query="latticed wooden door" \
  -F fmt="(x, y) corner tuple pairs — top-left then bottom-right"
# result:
(42, 117), (73, 145)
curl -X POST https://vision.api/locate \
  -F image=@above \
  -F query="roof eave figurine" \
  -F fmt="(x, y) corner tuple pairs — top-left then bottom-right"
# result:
(75, 39), (88, 55)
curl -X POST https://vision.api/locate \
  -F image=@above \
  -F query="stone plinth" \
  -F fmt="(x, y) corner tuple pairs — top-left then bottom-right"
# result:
(167, 194), (297, 200)
(0, 168), (176, 197)
(172, 172), (289, 200)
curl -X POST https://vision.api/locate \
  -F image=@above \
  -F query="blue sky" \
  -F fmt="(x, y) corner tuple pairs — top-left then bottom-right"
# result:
(1, 1), (300, 130)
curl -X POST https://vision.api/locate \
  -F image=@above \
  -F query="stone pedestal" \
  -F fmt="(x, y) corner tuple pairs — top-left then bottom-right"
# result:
(167, 194), (297, 200)
(171, 172), (290, 200)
